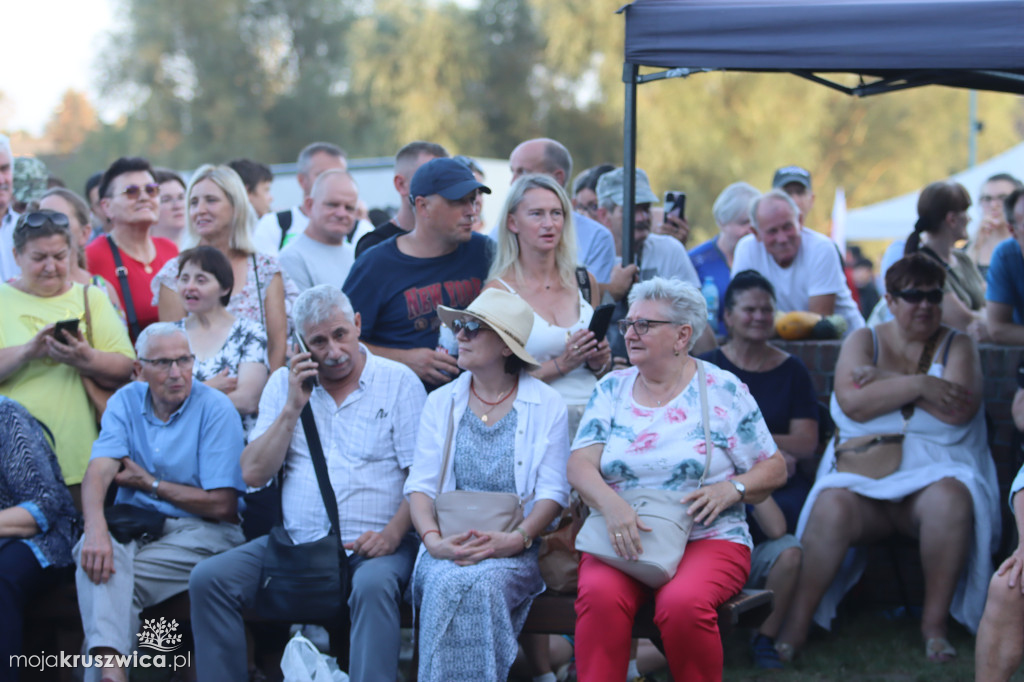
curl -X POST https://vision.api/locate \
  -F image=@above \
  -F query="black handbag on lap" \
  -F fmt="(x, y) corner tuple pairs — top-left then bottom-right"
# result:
(105, 504), (167, 544)
(253, 403), (350, 622)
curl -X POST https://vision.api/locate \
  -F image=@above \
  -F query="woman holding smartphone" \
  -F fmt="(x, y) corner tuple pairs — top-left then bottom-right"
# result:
(486, 173), (610, 436)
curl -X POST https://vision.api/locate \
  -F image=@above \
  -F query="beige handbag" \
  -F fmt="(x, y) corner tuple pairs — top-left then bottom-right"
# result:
(433, 399), (524, 537)
(574, 360), (715, 588)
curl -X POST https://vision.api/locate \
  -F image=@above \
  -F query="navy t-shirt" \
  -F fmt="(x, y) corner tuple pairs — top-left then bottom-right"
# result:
(343, 233), (493, 350)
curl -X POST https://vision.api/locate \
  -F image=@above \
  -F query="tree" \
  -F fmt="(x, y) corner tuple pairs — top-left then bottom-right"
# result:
(43, 90), (99, 155)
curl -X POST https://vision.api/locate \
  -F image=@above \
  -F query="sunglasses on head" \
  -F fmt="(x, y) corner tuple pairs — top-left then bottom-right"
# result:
(119, 183), (161, 199)
(893, 288), (943, 305)
(450, 318), (489, 339)
(20, 211), (70, 229)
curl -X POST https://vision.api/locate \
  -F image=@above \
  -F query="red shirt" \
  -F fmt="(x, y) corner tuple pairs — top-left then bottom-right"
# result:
(86, 235), (179, 339)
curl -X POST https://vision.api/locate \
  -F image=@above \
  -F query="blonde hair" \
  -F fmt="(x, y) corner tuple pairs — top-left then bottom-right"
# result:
(186, 164), (256, 254)
(489, 173), (578, 291)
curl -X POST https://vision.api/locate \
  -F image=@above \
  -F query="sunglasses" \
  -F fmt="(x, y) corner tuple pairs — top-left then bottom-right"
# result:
(450, 319), (489, 340)
(119, 183), (161, 199)
(893, 288), (943, 305)
(20, 211), (70, 229)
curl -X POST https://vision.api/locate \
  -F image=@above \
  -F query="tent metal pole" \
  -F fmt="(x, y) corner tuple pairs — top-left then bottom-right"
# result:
(623, 61), (639, 266)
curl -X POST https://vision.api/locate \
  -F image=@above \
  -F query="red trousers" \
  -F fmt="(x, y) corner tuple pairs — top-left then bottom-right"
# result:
(574, 539), (750, 682)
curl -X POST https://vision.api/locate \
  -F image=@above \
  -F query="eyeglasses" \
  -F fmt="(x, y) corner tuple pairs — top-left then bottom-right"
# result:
(20, 211), (70, 229)
(119, 183), (161, 200)
(980, 193), (1010, 205)
(450, 319), (489, 340)
(893, 288), (943, 305)
(577, 202), (599, 216)
(617, 318), (676, 336)
(139, 354), (196, 371)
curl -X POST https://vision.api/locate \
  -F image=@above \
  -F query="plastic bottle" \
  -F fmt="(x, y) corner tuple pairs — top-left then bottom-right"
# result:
(701, 276), (719, 328)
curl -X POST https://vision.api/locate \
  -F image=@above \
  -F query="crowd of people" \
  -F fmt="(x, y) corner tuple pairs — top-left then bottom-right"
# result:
(2, 128), (1024, 682)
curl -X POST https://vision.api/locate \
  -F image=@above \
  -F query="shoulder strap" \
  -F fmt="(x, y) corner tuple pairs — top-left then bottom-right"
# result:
(106, 235), (140, 339)
(82, 284), (94, 347)
(277, 210), (293, 250)
(870, 327), (879, 366)
(299, 403), (342, 543)
(251, 254), (265, 328)
(575, 266), (591, 304)
(941, 329), (958, 366)
(436, 398), (457, 496)
(494, 278), (516, 294)
(696, 360), (715, 488)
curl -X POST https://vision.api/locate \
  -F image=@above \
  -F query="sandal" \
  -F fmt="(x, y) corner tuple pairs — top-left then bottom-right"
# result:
(775, 642), (796, 663)
(751, 633), (784, 669)
(925, 637), (957, 663)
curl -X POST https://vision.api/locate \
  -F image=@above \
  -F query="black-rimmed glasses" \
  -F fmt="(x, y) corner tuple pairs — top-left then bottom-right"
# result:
(617, 318), (675, 336)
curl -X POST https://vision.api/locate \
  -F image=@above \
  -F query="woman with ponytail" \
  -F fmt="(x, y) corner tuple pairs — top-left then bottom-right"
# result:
(901, 181), (988, 339)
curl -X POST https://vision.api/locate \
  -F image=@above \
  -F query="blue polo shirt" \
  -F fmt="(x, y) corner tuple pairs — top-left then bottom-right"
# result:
(574, 211), (616, 284)
(92, 379), (246, 518)
(688, 237), (730, 336)
(986, 238), (1024, 324)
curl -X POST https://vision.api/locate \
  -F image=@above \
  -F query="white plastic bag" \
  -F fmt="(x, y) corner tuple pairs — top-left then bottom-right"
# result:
(280, 631), (349, 682)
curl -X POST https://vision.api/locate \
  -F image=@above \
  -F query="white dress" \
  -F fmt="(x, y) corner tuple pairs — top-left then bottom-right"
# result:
(796, 334), (1000, 633)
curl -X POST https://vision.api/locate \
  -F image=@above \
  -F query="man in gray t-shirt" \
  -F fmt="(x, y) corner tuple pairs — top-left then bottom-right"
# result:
(279, 170), (358, 292)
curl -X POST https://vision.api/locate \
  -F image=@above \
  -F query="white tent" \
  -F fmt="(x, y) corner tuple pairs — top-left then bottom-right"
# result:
(844, 141), (1024, 242)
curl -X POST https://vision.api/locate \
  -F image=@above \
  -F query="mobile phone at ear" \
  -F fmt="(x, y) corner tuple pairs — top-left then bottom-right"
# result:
(292, 331), (319, 389)
(54, 318), (80, 344)
(588, 304), (616, 343)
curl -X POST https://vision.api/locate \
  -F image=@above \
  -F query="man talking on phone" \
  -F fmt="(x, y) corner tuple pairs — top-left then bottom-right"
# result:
(190, 285), (427, 682)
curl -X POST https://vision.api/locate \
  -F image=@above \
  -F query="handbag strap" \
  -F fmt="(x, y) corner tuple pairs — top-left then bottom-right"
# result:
(252, 254), (266, 330)
(299, 402), (342, 544)
(106, 235), (140, 339)
(82, 284), (94, 346)
(695, 360), (714, 488)
(436, 399), (457, 497)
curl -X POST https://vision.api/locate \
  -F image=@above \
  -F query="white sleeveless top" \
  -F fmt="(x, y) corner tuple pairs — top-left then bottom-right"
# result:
(495, 278), (596, 405)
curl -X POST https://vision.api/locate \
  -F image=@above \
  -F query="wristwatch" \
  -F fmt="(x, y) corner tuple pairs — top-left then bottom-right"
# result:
(729, 479), (746, 501)
(150, 479), (161, 499)
(515, 527), (533, 549)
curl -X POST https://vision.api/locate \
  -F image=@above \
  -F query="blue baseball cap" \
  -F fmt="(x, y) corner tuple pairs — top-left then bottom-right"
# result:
(410, 158), (491, 201)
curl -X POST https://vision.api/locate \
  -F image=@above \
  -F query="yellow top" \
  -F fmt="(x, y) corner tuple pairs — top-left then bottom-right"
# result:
(0, 283), (135, 485)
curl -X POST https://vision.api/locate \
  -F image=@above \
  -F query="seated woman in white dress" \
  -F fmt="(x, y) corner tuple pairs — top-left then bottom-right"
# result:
(405, 289), (570, 682)
(776, 253), (1000, 664)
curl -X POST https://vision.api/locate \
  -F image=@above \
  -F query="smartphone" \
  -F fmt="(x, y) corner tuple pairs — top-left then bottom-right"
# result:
(664, 191), (686, 221)
(588, 304), (616, 343)
(54, 318), (80, 344)
(292, 331), (319, 389)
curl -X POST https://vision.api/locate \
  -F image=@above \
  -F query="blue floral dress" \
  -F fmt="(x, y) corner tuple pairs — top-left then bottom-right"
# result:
(412, 408), (544, 682)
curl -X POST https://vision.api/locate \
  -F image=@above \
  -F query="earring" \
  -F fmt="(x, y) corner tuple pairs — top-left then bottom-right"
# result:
(674, 349), (680, 357)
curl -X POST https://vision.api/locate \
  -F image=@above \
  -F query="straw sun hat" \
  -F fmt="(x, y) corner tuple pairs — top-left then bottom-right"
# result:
(436, 289), (541, 371)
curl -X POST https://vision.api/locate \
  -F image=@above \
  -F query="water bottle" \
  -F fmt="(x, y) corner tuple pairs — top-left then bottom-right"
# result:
(701, 276), (719, 328)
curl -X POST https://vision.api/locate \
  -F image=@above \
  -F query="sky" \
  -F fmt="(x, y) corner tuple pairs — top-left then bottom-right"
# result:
(3, 1), (114, 135)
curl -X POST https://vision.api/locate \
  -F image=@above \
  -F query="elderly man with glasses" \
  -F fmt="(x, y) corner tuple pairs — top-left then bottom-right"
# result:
(74, 323), (246, 682)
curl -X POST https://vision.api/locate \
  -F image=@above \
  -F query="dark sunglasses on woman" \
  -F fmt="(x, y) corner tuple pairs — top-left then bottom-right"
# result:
(893, 288), (943, 305)
(450, 319), (489, 340)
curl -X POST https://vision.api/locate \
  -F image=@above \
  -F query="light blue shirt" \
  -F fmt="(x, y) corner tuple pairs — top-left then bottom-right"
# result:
(574, 211), (616, 283)
(92, 379), (246, 518)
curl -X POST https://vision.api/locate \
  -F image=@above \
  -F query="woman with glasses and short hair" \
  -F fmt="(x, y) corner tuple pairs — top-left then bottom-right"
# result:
(776, 253), (1000, 664)
(152, 165), (296, 371)
(0, 210), (134, 498)
(569, 277), (786, 682)
(405, 288), (571, 682)
(84, 157), (179, 341)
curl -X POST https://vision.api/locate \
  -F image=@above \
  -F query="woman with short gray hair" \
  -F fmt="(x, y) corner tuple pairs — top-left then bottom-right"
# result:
(569, 276), (787, 681)
(689, 182), (760, 335)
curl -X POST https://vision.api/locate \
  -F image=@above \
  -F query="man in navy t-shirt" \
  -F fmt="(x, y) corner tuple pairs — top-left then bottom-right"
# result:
(343, 157), (492, 388)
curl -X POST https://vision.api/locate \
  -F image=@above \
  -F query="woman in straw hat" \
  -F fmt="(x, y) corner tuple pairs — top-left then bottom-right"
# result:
(405, 288), (571, 682)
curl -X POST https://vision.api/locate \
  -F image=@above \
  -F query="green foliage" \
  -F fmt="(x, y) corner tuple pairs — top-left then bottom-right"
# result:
(35, 0), (1024, 231)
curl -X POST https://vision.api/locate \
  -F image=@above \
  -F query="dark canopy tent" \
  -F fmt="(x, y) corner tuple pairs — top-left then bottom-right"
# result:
(618, 0), (1024, 260)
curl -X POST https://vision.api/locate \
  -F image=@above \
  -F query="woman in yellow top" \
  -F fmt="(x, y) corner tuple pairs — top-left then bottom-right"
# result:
(0, 211), (134, 490)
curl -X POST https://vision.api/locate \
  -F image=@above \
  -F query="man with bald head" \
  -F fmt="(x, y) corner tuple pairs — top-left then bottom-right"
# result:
(252, 141), (348, 255)
(279, 170), (361, 291)
(508, 138), (616, 283)
(356, 141), (449, 258)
